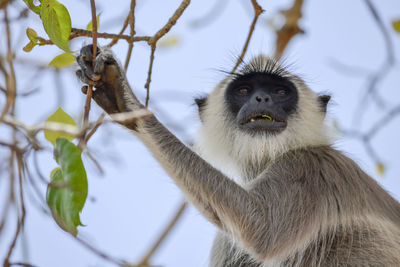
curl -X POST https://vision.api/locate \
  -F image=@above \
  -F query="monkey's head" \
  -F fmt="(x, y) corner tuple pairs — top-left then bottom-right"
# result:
(194, 56), (332, 181)
(224, 70), (298, 134)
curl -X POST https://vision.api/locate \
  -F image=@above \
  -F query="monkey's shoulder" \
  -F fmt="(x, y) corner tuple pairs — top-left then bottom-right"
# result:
(261, 145), (386, 196)
(253, 145), (400, 221)
(264, 145), (362, 181)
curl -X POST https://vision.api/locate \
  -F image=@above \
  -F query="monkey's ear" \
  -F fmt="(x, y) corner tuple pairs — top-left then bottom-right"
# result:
(195, 96), (208, 122)
(318, 95), (331, 113)
(195, 97), (207, 111)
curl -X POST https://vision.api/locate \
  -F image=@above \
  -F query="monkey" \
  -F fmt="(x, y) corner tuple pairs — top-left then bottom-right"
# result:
(76, 44), (400, 266)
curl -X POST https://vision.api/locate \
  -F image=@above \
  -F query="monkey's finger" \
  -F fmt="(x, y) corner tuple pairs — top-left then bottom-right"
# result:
(76, 55), (101, 82)
(80, 83), (119, 114)
(81, 85), (88, 94)
(80, 44), (100, 63)
(93, 48), (117, 75)
(76, 69), (98, 86)
(93, 58), (105, 75)
(92, 88), (120, 114)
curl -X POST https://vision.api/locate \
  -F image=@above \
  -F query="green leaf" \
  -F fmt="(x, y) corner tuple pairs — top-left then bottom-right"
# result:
(44, 107), (78, 145)
(23, 0), (41, 14)
(40, 0), (72, 52)
(49, 53), (76, 69)
(86, 13), (101, 31)
(47, 138), (88, 236)
(23, 41), (37, 52)
(23, 28), (39, 52)
(26, 28), (39, 42)
(392, 19), (400, 33)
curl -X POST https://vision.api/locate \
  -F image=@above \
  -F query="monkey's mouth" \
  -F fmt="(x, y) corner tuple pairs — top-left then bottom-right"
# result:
(242, 112), (285, 124)
(239, 112), (287, 131)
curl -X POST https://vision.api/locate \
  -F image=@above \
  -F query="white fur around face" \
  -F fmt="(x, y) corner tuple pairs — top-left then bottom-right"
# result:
(194, 56), (332, 184)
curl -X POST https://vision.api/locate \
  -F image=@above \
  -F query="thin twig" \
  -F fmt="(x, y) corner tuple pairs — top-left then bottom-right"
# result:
(0, 7), (17, 120)
(79, 28), (149, 43)
(327, 59), (371, 77)
(84, 149), (104, 175)
(232, 0), (263, 72)
(1, 9), (20, 266)
(0, 87), (40, 97)
(8, 263), (38, 267)
(144, 46), (156, 108)
(108, 14), (131, 47)
(2, 110), (151, 139)
(0, 182), (13, 237)
(351, 0), (395, 126)
(363, 139), (381, 163)
(138, 202), (187, 266)
(190, 0), (228, 29)
(144, 0), (190, 107)
(32, 151), (51, 184)
(79, 0), (98, 150)
(124, 0), (137, 71)
(3, 152), (26, 267)
(365, 105), (400, 140)
(3, 116), (82, 138)
(75, 236), (126, 266)
(148, 0), (190, 46)
(364, 0), (394, 62)
(0, 141), (26, 154)
(84, 112), (106, 143)
(341, 105), (400, 168)
(0, 0), (13, 9)
(33, 28), (150, 47)
(24, 159), (50, 211)
(334, 0), (398, 172)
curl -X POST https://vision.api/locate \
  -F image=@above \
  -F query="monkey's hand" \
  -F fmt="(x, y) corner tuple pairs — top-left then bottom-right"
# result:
(76, 44), (143, 117)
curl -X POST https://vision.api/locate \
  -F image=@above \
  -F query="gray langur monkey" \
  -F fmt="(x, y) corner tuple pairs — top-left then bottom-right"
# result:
(76, 45), (400, 267)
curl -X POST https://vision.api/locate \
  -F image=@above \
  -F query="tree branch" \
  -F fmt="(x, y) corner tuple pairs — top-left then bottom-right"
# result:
(0, 7), (17, 120)
(138, 202), (187, 266)
(78, 0), (99, 150)
(124, 0), (137, 71)
(144, 0), (190, 107)
(273, 0), (305, 60)
(232, 0), (263, 72)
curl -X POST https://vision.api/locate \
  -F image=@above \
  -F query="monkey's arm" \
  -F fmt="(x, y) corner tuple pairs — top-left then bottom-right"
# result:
(76, 45), (311, 258)
(137, 115), (264, 227)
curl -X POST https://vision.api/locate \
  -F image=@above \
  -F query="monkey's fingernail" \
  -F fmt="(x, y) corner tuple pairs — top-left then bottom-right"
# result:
(92, 74), (101, 81)
(83, 55), (91, 62)
(81, 85), (88, 94)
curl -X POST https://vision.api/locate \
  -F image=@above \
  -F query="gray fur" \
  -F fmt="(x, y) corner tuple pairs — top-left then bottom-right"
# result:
(76, 46), (400, 266)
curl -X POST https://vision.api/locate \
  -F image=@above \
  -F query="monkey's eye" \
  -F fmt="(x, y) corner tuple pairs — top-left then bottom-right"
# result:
(276, 88), (287, 96)
(237, 87), (250, 96)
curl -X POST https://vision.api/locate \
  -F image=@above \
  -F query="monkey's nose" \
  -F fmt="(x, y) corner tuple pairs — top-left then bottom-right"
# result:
(255, 95), (270, 103)
(253, 90), (272, 104)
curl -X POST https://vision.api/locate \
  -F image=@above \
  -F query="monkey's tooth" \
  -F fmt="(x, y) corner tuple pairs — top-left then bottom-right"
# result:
(261, 114), (273, 121)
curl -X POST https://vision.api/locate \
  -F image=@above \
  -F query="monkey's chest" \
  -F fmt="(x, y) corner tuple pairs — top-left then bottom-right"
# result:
(210, 232), (262, 267)
(221, 252), (262, 267)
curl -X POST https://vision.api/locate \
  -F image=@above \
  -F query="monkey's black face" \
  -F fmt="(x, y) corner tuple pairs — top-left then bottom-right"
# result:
(225, 72), (298, 134)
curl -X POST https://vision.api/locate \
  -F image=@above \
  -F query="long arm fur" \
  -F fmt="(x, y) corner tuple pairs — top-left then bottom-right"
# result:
(136, 115), (263, 232)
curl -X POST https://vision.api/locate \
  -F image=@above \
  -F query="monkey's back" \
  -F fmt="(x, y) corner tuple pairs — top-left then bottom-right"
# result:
(210, 146), (400, 267)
